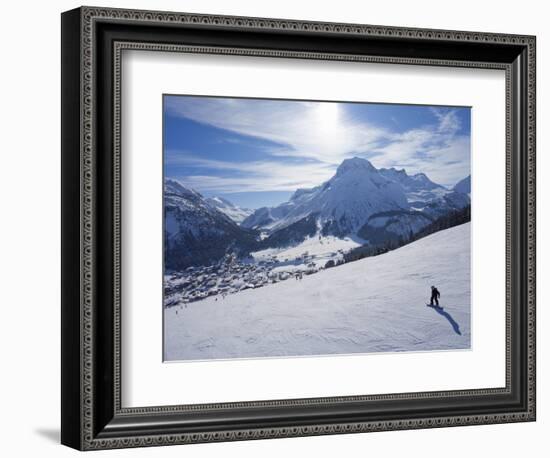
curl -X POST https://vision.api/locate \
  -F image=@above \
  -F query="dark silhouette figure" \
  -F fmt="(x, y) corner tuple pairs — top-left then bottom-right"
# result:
(430, 286), (440, 307)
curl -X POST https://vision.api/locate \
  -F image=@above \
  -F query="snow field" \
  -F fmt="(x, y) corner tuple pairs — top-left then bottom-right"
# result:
(165, 223), (471, 361)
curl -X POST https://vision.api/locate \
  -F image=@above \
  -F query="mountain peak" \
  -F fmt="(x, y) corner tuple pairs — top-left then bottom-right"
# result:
(411, 172), (429, 181)
(390, 167), (406, 173)
(336, 157), (376, 175)
(379, 167), (407, 178)
(206, 196), (254, 224)
(378, 168), (444, 192)
(291, 187), (318, 201)
(164, 178), (202, 200)
(453, 175), (471, 194)
(209, 196), (232, 206)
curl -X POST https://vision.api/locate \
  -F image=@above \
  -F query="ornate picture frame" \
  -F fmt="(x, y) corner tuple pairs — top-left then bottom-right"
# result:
(61, 6), (536, 450)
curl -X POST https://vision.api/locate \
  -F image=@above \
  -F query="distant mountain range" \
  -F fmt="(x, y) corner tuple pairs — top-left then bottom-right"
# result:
(165, 157), (470, 270)
(205, 196), (253, 223)
(242, 157), (469, 239)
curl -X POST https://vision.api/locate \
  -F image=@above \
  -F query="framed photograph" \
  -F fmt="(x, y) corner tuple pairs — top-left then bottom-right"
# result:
(61, 6), (536, 450)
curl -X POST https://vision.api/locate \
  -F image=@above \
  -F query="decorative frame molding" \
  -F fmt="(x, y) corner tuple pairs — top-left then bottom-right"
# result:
(61, 6), (536, 450)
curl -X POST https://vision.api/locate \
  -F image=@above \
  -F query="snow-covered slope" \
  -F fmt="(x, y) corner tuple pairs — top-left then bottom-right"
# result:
(165, 222), (471, 360)
(164, 179), (256, 270)
(238, 200), (296, 231)
(378, 167), (444, 192)
(361, 210), (433, 243)
(242, 158), (470, 248)
(252, 234), (366, 268)
(243, 157), (409, 235)
(205, 196), (253, 224)
(379, 166), (470, 216)
(454, 175), (471, 195)
(164, 159), (470, 273)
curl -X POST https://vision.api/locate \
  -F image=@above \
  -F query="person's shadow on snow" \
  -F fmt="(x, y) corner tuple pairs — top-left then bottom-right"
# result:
(426, 304), (462, 335)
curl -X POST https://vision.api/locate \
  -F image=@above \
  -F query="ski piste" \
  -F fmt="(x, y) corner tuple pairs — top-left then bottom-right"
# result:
(165, 223), (470, 360)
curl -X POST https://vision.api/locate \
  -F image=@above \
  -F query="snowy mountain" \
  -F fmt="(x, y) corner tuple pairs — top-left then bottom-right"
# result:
(243, 157), (409, 235)
(205, 196), (253, 224)
(164, 159), (470, 270)
(453, 175), (471, 195)
(165, 222), (471, 360)
(243, 157), (470, 247)
(378, 167), (444, 192)
(164, 179), (257, 270)
(236, 201), (295, 231)
(378, 166), (469, 217)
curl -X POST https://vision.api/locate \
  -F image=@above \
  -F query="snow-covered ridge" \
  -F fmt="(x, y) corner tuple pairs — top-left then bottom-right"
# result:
(241, 157), (470, 245)
(242, 157), (411, 234)
(164, 159), (470, 271)
(165, 222), (471, 360)
(453, 175), (471, 195)
(378, 167), (444, 192)
(164, 179), (257, 270)
(205, 196), (253, 224)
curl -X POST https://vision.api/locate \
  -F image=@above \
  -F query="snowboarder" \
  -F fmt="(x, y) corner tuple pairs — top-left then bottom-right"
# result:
(430, 285), (440, 307)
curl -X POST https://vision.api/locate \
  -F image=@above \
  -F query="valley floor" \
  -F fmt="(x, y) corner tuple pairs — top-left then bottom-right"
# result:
(164, 223), (471, 361)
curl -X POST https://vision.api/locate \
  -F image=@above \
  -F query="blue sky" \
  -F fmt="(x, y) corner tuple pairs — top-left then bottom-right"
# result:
(164, 95), (471, 209)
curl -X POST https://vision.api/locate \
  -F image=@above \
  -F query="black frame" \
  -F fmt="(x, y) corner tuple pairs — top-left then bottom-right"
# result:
(61, 6), (536, 450)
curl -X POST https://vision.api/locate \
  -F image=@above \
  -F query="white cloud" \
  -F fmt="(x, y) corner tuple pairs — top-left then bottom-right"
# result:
(167, 151), (335, 193)
(431, 107), (461, 134)
(165, 97), (387, 164)
(368, 108), (470, 185)
(165, 97), (470, 191)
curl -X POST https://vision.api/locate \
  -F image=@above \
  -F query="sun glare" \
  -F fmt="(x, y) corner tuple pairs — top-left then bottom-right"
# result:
(312, 103), (345, 151)
(316, 102), (339, 128)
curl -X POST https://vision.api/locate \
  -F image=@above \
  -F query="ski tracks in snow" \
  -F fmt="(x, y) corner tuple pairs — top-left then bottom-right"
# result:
(165, 223), (471, 361)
